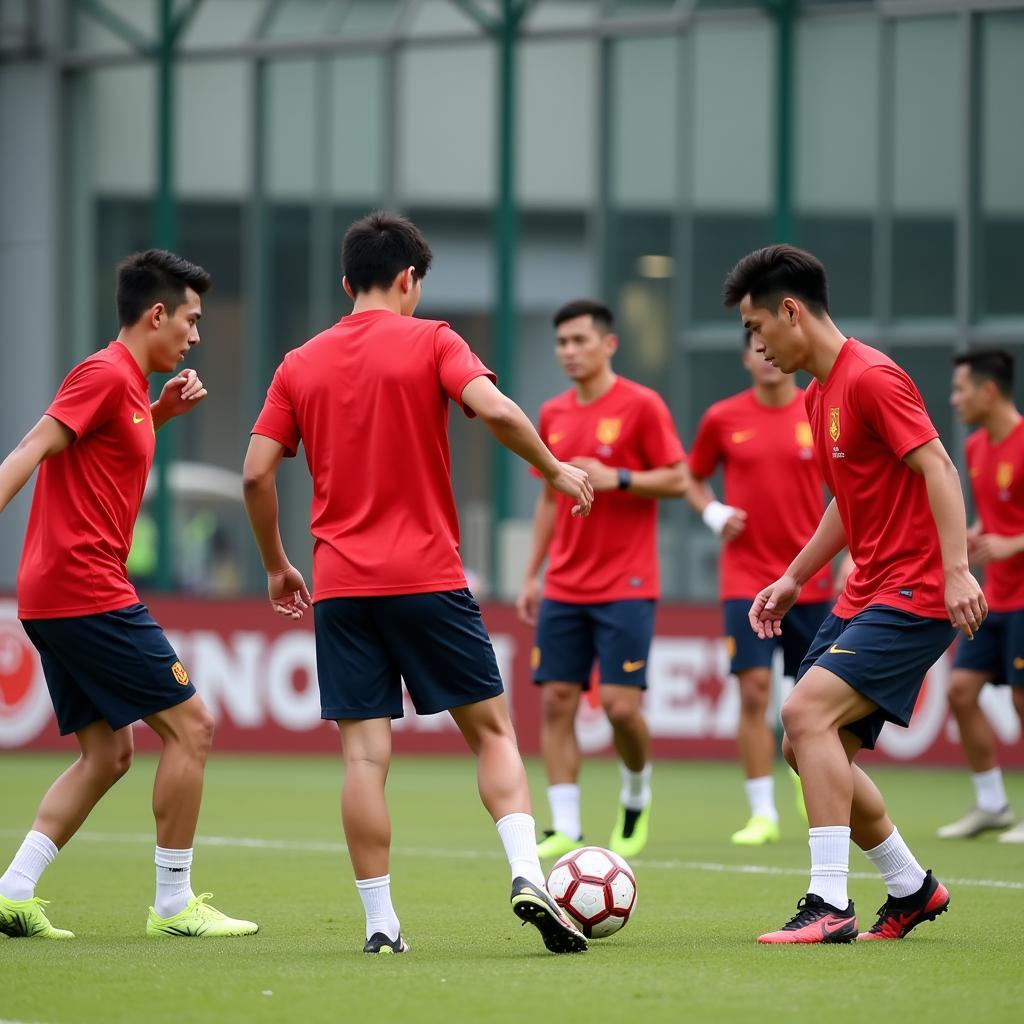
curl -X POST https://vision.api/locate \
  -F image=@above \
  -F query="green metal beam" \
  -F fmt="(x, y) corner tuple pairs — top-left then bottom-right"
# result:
(448, 0), (501, 34)
(71, 0), (155, 54)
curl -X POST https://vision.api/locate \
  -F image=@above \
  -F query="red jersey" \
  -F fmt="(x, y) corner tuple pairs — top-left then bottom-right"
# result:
(965, 419), (1024, 611)
(689, 389), (832, 604)
(252, 310), (494, 600)
(807, 339), (946, 619)
(18, 342), (154, 619)
(537, 377), (686, 604)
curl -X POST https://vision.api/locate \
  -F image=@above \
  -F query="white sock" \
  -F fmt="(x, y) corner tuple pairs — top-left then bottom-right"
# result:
(154, 847), (195, 919)
(0, 830), (58, 901)
(618, 763), (652, 812)
(807, 826), (850, 909)
(496, 812), (546, 888)
(744, 776), (778, 822)
(862, 827), (926, 898)
(355, 874), (401, 941)
(547, 784), (582, 840)
(972, 767), (1009, 814)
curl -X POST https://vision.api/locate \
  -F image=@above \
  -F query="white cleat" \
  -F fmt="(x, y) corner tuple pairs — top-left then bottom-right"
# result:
(996, 819), (1024, 844)
(936, 805), (1013, 839)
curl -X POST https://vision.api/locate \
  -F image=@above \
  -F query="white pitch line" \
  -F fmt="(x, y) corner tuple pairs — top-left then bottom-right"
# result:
(2, 827), (1022, 891)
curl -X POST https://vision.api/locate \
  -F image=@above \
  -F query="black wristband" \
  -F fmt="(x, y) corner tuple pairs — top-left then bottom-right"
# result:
(617, 467), (632, 491)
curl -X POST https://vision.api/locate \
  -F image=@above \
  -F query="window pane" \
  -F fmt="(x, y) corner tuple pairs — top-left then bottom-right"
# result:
(266, 60), (316, 199)
(888, 346), (955, 451)
(690, 214), (772, 324)
(331, 55), (384, 203)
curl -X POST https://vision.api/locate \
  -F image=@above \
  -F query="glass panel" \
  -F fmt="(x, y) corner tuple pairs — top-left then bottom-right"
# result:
(888, 346), (956, 452)
(331, 55), (384, 202)
(793, 214), (873, 319)
(690, 214), (773, 324)
(607, 0), (680, 16)
(264, 0), (335, 39)
(71, 0), (155, 52)
(341, 0), (402, 34)
(524, 1), (601, 29)
(91, 65), (156, 196)
(407, 0), (486, 35)
(180, 0), (266, 46)
(266, 60), (316, 200)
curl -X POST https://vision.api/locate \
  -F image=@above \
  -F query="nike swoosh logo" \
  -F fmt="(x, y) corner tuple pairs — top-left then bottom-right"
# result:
(829, 644), (856, 655)
(622, 660), (646, 673)
(132, 413), (146, 424)
(731, 430), (755, 444)
(821, 916), (853, 937)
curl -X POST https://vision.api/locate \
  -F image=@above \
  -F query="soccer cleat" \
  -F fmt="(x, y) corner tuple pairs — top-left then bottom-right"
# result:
(363, 931), (410, 954)
(757, 893), (857, 944)
(730, 814), (780, 846)
(510, 876), (587, 954)
(937, 805), (1013, 839)
(536, 829), (584, 860)
(0, 895), (74, 939)
(997, 819), (1024, 844)
(858, 870), (949, 940)
(609, 802), (650, 859)
(146, 893), (258, 937)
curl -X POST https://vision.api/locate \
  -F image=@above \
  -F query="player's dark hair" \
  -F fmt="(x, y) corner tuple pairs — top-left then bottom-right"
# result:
(342, 211), (433, 294)
(116, 249), (211, 327)
(722, 244), (829, 317)
(953, 348), (1015, 398)
(553, 299), (614, 334)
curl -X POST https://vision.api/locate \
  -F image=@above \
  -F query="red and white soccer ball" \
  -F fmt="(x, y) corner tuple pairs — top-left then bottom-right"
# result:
(546, 846), (637, 939)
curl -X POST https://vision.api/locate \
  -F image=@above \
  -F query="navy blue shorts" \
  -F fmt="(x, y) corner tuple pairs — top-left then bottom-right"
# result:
(21, 604), (196, 736)
(794, 605), (956, 750)
(532, 598), (656, 689)
(951, 609), (1024, 686)
(313, 589), (504, 720)
(724, 599), (832, 677)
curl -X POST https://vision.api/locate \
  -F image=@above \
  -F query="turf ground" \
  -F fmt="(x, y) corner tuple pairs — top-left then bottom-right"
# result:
(1, 754), (1022, 1024)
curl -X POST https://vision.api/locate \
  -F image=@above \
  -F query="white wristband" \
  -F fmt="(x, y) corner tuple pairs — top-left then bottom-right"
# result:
(702, 500), (737, 536)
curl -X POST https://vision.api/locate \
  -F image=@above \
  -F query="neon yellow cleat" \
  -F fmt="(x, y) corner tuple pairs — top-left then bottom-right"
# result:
(146, 893), (258, 937)
(536, 830), (584, 860)
(609, 802), (650, 859)
(0, 894), (74, 938)
(792, 769), (808, 823)
(731, 814), (781, 845)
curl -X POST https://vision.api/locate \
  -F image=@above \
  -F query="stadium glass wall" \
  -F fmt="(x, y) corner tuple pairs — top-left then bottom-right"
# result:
(0, 0), (1023, 599)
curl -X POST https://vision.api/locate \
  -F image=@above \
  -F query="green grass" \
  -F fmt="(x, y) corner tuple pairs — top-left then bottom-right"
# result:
(1, 754), (1022, 1024)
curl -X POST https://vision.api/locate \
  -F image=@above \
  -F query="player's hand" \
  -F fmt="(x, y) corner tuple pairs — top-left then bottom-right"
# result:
(546, 462), (594, 517)
(267, 564), (311, 620)
(971, 533), (1018, 565)
(748, 574), (800, 639)
(516, 577), (542, 626)
(568, 457), (617, 492)
(721, 508), (747, 542)
(945, 566), (988, 639)
(153, 369), (208, 421)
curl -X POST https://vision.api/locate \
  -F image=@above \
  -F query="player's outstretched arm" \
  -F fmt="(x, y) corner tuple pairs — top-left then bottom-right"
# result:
(242, 434), (310, 620)
(516, 488), (556, 625)
(904, 438), (987, 638)
(569, 457), (689, 500)
(0, 415), (74, 515)
(461, 377), (594, 517)
(151, 369), (207, 430)
(685, 477), (746, 541)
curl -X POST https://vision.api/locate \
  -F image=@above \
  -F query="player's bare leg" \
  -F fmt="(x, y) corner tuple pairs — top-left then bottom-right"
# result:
(601, 684), (652, 857)
(537, 682), (585, 857)
(731, 667), (779, 844)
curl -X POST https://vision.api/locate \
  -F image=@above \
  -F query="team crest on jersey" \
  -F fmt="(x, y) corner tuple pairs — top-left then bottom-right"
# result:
(796, 422), (814, 448)
(829, 408), (841, 443)
(996, 462), (1014, 495)
(596, 418), (621, 446)
(171, 661), (190, 686)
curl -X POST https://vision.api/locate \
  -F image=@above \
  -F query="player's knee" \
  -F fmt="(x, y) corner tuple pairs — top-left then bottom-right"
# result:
(779, 696), (814, 743)
(183, 704), (215, 758)
(780, 735), (799, 773)
(602, 697), (640, 729)
(88, 743), (133, 784)
(541, 684), (578, 723)
(739, 679), (770, 717)
(947, 677), (978, 712)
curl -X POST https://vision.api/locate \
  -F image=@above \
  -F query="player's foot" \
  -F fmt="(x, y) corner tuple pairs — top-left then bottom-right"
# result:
(996, 819), (1024, 843)
(510, 876), (587, 954)
(146, 893), (259, 937)
(936, 805), (1012, 839)
(730, 814), (780, 846)
(536, 829), (584, 860)
(757, 894), (857, 944)
(609, 802), (650, 859)
(858, 870), (949, 940)
(0, 895), (74, 938)
(791, 769), (807, 824)
(363, 931), (410, 954)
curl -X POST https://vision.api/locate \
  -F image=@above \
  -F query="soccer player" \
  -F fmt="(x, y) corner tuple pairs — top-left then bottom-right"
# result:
(242, 212), (593, 955)
(686, 330), (832, 845)
(940, 349), (1024, 842)
(0, 250), (257, 939)
(515, 299), (688, 861)
(724, 244), (985, 944)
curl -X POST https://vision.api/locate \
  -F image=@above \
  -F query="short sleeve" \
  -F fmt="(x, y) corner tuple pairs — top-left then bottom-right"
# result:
(434, 326), (496, 418)
(687, 407), (723, 480)
(639, 392), (686, 469)
(46, 360), (125, 441)
(251, 362), (301, 458)
(854, 364), (938, 460)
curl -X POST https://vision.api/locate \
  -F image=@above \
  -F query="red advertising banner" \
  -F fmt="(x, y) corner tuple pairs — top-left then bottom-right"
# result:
(1, 596), (1021, 767)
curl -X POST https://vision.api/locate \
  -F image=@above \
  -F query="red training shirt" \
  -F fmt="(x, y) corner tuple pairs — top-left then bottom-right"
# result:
(689, 389), (832, 604)
(536, 377), (686, 604)
(18, 342), (155, 619)
(806, 339), (946, 619)
(965, 419), (1024, 611)
(251, 309), (494, 600)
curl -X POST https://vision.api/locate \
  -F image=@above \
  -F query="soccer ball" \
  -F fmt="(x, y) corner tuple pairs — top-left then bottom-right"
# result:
(546, 846), (637, 938)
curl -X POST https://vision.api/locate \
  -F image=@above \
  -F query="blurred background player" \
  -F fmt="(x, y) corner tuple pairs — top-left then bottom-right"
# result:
(243, 212), (592, 955)
(687, 330), (832, 846)
(516, 300), (688, 861)
(941, 349), (1024, 842)
(0, 251), (257, 939)
(728, 245), (985, 944)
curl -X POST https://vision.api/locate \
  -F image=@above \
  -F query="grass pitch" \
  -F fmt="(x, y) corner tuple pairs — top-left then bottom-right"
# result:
(1, 753), (1022, 1024)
